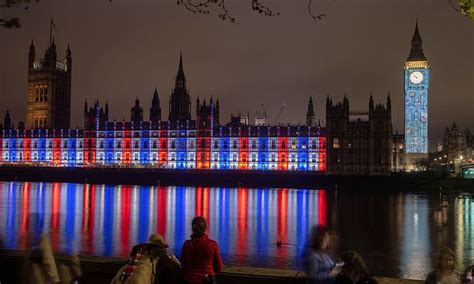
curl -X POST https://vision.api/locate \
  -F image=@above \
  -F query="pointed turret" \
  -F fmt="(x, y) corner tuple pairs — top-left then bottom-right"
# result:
(407, 20), (426, 61)
(169, 52), (191, 121)
(3, 110), (12, 130)
(196, 96), (200, 115)
(386, 92), (391, 113)
(150, 88), (161, 123)
(28, 40), (36, 68)
(131, 97), (143, 125)
(84, 100), (88, 115)
(175, 52), (186, 89)
(369, 93), (374, 111)
(66, 44), (72, 71)
(306, 96), (315, 126)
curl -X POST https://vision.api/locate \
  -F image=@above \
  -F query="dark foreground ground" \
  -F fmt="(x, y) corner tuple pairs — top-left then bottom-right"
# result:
(0, 165), (472, 191)
(0, 250), (422, 284)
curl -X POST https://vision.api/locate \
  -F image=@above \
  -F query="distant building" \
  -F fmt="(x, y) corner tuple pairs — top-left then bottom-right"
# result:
(404, 21), (430, 169)
(26, 39), (72, 129)
(441, 123), (473, 163)
(392, 132), (405, 172)
(254, 111), (267, 126)
(326, 94), (392, 175)
(306, 97), (315, 127)
(168, 53), (191, 122)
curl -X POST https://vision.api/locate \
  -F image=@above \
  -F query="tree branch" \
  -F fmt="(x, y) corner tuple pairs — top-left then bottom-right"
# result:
(308, 0), (327, 22)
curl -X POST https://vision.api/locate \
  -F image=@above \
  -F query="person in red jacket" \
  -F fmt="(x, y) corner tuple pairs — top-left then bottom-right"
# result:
(181, 216), (223, 284)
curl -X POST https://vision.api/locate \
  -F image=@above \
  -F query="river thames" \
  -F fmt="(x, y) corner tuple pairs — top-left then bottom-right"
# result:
(0, 181), (472, 280)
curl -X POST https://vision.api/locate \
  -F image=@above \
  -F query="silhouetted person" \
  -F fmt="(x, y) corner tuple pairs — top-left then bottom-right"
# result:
(335, 251), (377, 284)
(180, 216), (223, 284)
(303, 225), (340, 284)
(462, 265), (474, 284)
(425, 247), (460, 284)
(26, 234), (60, 284)
(111, 233), (180, 284)
(56, 253), (82, 284)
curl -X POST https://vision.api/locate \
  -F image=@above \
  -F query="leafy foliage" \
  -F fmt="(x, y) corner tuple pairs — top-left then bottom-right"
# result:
(459, 0), (474, 19)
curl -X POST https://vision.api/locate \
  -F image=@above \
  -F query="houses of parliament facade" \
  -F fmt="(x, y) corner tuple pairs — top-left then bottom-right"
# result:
(0, 24), (438, 175)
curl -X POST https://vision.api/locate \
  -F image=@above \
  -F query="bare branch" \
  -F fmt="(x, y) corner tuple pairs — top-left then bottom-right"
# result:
(308, 0), (327, 22)
(177, 0), (237, 23)
(251, 0), (280, 17)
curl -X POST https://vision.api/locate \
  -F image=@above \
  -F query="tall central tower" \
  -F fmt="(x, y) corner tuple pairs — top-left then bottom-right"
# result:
(404, 21), (430, 168)
(168, 53), (191, 122)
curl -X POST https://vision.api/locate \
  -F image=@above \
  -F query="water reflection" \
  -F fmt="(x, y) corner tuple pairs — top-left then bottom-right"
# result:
(0, 181), (473, 279)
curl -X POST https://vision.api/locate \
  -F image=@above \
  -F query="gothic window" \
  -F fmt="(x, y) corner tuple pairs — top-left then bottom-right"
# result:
(271, 141), (276, 149)
(333, 137), (340, 149)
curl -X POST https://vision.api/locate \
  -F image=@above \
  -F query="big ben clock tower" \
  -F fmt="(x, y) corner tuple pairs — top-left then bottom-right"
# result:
(404, 21), (429, 170)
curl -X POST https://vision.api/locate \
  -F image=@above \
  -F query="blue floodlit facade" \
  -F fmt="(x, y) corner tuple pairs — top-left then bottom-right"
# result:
(404, 22), (430, 154)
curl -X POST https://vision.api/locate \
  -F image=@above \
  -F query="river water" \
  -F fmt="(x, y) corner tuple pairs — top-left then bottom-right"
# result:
(0, 181), (472, 280)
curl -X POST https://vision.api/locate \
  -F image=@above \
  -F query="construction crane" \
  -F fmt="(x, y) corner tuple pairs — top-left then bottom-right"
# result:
(274, 103), (286, 125)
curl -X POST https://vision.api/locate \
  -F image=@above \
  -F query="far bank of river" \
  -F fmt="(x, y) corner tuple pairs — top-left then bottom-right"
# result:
(0, 164), (472, 191)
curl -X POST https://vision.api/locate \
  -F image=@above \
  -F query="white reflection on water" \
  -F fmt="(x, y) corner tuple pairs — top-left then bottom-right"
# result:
(401, 195), (430, 279)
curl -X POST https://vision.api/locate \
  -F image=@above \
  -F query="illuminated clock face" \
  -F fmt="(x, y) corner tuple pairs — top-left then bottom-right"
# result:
(410, 71), (424, 84)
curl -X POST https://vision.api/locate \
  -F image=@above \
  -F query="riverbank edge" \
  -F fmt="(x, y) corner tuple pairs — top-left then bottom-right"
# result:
(0, 165), (472, 191)
(0, 250), (423, 284)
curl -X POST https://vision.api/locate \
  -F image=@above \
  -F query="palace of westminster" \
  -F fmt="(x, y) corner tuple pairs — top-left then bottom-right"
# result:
(0, 23), (472, 175)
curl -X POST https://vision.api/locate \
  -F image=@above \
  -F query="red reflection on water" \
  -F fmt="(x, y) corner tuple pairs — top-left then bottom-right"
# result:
(20, 182), (30, 250)
(157, 187), (167, 236)
(318, 190), (327, 225)
(121, 186), (131, 257)
(203, 187), (210, 224)
(196, 187), (203, 217)
(81, 184), (89, 254)
(195, 187), (211, 224)
(237, 188), (248, 260)
(51, 183), (61, 251)
(277, 189), (288, 257)
(83, 184), (96, 255)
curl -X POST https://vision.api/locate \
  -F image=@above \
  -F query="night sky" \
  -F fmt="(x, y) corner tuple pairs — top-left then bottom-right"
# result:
(1, 0), (472, 149)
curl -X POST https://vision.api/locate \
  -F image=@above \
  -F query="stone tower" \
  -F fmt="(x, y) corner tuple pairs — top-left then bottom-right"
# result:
(168, 53), (191, 122)
(26, 28), (72, 129)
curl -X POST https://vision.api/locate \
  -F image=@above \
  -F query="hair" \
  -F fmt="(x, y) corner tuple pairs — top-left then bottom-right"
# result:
(309, 225), (330, 251)
(192, 216), (207, 236)
(340, 250), (369, 276)
(436, 247), (456, 271)
(463, 265), (474, 280)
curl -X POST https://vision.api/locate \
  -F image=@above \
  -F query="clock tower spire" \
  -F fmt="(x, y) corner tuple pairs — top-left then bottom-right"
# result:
(403, 20), (430, 170)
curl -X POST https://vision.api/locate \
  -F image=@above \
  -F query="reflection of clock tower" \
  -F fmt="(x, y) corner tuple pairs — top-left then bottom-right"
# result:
(404, 21), (430, 170)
